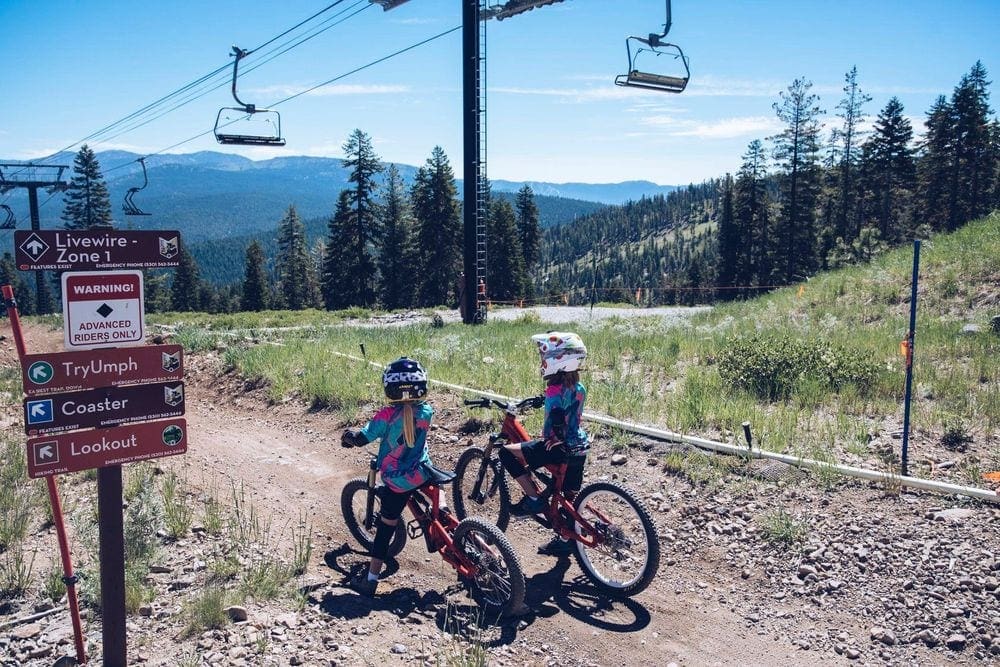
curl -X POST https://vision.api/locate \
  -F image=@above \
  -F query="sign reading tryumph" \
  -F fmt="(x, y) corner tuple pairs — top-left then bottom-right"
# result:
(21, 345), (184, 397)
(25, 418), (188, 479)
(62, 271), (145, 350)
(24, 381), (185, 436)
(15, 229), (180, 271)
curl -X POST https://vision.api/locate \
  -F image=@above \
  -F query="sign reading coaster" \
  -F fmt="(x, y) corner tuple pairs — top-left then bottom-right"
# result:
(15, 229), (180, 271)
(62, 271), (145, 350)
(26, 418), (188, 479)
(21, 345), (184, 396)
(24, 381), (185, 436)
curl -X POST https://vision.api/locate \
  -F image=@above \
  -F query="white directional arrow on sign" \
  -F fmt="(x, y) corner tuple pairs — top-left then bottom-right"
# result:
(30, 403), (48, 418)
(31, 366), (48, 380)
(25, 239), (45, 255)
(37, 445), (54, 460)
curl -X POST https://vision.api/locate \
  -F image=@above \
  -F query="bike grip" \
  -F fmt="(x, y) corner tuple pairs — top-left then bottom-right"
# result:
(742, 421), (752, 446)
(463, 398), (484, 406)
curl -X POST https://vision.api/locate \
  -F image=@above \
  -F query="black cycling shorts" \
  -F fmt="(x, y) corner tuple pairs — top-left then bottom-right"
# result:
(518, 439), (586, 495)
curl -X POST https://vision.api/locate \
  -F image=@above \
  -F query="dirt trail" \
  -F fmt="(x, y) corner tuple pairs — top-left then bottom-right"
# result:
(177, 350), (836, 667)
(5, 323), (996, 666)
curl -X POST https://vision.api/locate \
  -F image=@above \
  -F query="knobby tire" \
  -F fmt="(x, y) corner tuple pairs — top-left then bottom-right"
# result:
(452, 517), (526, 616)
(571, 480), (660, 598)
(340, 478), (407, 558)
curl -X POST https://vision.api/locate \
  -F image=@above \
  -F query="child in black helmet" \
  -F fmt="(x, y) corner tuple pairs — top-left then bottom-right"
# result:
(341, 356), (439, 596)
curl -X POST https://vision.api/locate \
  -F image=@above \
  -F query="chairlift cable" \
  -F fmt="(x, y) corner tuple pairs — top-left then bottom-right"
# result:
(103, 24), (463, 173)
(22, 1), (353, 169)
(95, 1), (372, 148)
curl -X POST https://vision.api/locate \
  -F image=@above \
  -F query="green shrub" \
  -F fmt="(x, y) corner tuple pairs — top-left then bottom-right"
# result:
(718, 334), (881, 401)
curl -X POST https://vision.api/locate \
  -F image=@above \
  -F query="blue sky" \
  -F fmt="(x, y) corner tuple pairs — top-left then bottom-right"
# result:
(1, 0), (997, 185)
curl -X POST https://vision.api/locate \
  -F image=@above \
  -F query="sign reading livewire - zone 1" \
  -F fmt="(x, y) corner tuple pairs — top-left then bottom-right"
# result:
(62, 271), (145, 349)
(15, 229), (180, 271)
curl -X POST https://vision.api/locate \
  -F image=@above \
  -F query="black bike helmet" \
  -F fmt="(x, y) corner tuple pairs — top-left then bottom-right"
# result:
(382, 357), (428, 401)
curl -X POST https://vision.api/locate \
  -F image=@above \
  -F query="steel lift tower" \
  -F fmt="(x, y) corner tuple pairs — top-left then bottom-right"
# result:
(0, 163), (70, 313)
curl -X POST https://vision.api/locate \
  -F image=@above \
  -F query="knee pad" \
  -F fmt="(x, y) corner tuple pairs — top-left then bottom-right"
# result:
(498, 445), (528, 478)
(371, 519), (396, 561)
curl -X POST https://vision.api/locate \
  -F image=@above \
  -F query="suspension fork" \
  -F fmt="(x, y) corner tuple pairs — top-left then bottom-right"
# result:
(364, 457), (378, 531)
(469, 436), (498, 503)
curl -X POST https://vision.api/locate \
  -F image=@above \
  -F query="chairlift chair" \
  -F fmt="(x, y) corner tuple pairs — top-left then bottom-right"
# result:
(0, 204), (15, 230)
(122, 157), (152, 216)
(614, 0), (690, 94)
(214, 46), (286, 146)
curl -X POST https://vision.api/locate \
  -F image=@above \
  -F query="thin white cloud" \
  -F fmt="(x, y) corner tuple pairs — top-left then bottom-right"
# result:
(641, 115), (781, 139)
(491, 85), (643, 102)
(393, 17), (441, 25)
(247, 83), (411, 98)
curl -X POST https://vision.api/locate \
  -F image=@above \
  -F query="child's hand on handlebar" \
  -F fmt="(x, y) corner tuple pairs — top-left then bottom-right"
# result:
(341, 429), (366, 448)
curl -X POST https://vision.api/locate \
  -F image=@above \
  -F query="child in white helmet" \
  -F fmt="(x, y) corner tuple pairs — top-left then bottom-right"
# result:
(497, 332), (589, 556)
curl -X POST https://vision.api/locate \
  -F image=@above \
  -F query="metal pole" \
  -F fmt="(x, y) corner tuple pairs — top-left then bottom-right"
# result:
(901, 239), (920, 477)
(461, 0), (479, 324)
(26, 186), (51, 314)
(2, 284), (87, 664)
(98, 465), (126, 666)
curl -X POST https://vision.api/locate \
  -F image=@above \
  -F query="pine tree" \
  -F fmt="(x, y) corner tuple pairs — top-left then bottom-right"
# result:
(863, 97), (915, 241)
(515, 184), (541, 271)
(241, 239), (269, 311)
(275, 205), (313, 310)
(61, 145), (113, 230)
(341, 129), (382, 304)
(379, 165), (418, 309)
(487, 199), (528, 301)
(170, 242), (201, 312)
(143, 270), (171, 313)
(918, 95), (953, 231)
(714, 174), (740, 297)
(734, 140), (770, 291)
(946, 61), (996, 229)
(412, 146), (462, 307)
(0, 253), (34, 316)
(771, 78), (824, 283)
(832, 67), (871, 240)
(322, 191), (360, 310)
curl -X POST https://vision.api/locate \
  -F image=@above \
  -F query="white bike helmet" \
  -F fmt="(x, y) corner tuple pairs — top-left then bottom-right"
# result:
(531, 331), (587, 378)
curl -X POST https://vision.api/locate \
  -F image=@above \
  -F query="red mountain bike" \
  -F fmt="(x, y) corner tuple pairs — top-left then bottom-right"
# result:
(453, 396), (660, 598)
(341, 455), (526, 616)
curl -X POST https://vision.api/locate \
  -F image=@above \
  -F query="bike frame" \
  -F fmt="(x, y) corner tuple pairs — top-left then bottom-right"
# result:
(364, 461), (482, 579)
(471, 397), (604, 546)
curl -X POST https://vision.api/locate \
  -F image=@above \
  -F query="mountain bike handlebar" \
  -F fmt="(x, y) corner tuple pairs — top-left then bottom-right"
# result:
(463, 395), (544, 412)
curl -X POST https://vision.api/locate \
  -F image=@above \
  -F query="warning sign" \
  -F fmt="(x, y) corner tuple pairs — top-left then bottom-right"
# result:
(62, 271), (145, 350)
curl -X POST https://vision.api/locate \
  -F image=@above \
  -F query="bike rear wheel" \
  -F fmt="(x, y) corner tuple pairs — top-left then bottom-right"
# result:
(452, 447), (511, 530)
(571, 481), (660, 598)
(452, 517), (525, 616)
(340, 478), (407, 558)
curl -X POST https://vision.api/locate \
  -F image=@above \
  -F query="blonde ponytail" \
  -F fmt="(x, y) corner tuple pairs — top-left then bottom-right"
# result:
(402, 402), (416, 447)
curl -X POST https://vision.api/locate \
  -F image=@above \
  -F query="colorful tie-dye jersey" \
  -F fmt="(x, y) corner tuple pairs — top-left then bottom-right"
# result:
(541, 382), (589, 454)
(360, 402), (435, 493)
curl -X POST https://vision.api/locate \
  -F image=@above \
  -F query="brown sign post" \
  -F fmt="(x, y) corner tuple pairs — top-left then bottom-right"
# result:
(15, 229), (180, 271)
(21, 344), (183, 396)
(24, 382), (185, 435)
(26, 418), (188, 479)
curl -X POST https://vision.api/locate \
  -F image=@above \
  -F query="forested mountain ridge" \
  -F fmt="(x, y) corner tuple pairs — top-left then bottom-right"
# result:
(536, 62), (1000, 307)
(0, 150), (644, 241)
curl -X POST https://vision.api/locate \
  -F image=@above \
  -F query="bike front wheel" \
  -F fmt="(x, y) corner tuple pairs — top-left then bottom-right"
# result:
(452, 517), (526, 617)
(340, 478), (407, 558)
(452, 447), (511, 530)
(571, 481), (660, 598)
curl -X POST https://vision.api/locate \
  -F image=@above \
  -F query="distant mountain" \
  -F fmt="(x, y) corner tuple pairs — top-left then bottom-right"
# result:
(491, 179), (679, 205)
(1, 151), (622, 244)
